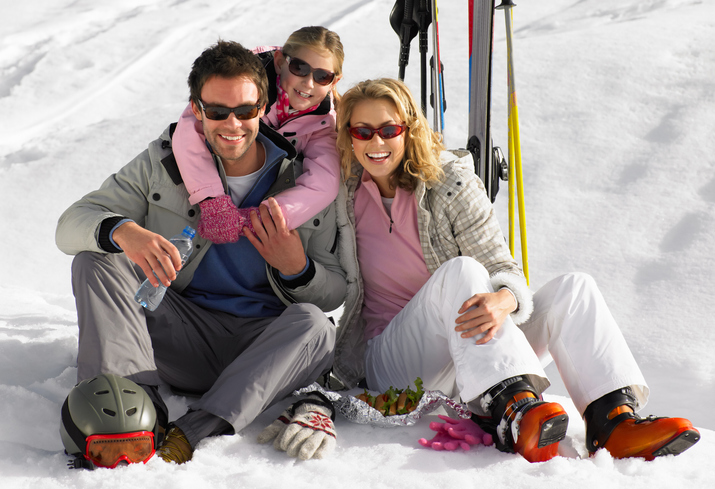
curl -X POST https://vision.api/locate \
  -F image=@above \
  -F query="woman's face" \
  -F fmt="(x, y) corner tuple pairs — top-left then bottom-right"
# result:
(275, 47), (337, 111)
(349, 98), (406, 197)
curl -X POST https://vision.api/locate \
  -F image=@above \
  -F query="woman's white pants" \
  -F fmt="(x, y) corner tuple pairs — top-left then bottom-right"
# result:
(365, 257), (648, 416)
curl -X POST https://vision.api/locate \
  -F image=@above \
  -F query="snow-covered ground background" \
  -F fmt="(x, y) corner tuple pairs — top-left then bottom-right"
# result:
(1, 0), (713, 487)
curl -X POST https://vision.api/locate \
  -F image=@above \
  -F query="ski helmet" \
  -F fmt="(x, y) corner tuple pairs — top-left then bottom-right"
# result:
(60, 373), (157, 468)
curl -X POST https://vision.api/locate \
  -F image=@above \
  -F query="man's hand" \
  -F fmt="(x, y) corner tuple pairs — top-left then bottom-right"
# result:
(454, 289), (517, 345)
(112, 222), (181, 287)
(243, 197), (307, 276)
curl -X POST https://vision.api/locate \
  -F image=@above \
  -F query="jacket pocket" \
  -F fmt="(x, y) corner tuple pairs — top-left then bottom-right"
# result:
(144, 181), (200, 236)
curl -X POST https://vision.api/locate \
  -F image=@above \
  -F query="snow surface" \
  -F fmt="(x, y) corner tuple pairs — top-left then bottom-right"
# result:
(1, 0), (713, 487)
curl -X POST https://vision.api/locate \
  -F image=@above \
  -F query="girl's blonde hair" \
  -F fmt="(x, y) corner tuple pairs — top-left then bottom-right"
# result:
(282, 26), (344, 105)
(336, 78), (445, 192)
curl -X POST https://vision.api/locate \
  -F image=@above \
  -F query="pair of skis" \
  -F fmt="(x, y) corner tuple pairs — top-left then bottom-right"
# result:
(390, 0), (529, 284)
(468, 0), (530, 283)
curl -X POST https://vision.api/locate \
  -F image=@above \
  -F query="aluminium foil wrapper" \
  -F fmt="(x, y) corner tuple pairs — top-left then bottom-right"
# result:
(293, 382), (473, 428)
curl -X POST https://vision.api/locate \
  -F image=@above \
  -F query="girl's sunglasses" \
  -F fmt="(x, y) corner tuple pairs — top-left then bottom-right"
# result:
(348, 124), (407, 141)
(198, 100), (261, 121)
(285, 55), (336, 86)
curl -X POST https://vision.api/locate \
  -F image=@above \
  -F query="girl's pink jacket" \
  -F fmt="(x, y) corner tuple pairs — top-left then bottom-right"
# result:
(173, 93), (340, 231)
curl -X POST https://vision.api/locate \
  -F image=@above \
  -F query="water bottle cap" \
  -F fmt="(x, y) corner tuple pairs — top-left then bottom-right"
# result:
(182, 226), (196, 239)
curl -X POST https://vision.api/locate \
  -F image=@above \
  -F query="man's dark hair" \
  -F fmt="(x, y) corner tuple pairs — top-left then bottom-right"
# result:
(188, 40), (268, 108)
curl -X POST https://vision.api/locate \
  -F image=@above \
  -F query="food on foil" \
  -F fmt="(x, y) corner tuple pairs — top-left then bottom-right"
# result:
(293, 381), (472, 428)
(355, 378), (424, 416)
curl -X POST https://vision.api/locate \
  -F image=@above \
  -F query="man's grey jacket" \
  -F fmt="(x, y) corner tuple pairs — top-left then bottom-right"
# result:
(56, 121), (347, 312)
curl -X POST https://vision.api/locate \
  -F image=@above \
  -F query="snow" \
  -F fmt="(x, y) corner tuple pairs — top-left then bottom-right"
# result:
(1, 0), (713, 487)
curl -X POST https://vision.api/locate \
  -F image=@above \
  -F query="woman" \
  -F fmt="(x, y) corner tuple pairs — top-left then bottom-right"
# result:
(332, 78), (699, 462)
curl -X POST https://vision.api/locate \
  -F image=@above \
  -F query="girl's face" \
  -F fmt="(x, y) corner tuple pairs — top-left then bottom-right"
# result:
(349, 98), (406, 198)
(275, 46), (338, 111)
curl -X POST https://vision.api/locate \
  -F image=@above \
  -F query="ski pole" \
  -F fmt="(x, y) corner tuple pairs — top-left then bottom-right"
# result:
(430, 0), (445, 134)
(508, 109), (516, 257)
(416, 0), (432, 115)
(498, 0), (529, 284)
(389, 0), (418, 81)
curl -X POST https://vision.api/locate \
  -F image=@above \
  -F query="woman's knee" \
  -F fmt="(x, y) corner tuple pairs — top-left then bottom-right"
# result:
(438, 257), (490, 286)
(564, 271), (596, 287)
(538, 272), (599, 302)
(558, 272), (601, 301)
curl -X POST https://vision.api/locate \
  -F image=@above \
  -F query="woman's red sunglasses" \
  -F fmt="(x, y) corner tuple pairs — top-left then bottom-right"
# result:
(348, 124), (407, 141)
(285, 55), (336, 86)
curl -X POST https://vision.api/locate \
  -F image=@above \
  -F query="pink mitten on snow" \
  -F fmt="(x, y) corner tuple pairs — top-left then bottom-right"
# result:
(419, 430), (472, 451)
(418, 415), (493, 451)
(197, 195), (260, 244)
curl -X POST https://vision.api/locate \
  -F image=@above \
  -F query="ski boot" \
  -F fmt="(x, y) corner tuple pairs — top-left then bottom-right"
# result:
(584, 387), (700, 460)
(475, 376), (569, 463)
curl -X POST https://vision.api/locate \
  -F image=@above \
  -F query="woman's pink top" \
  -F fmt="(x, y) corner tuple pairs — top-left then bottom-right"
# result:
(354, 171), (431, 340)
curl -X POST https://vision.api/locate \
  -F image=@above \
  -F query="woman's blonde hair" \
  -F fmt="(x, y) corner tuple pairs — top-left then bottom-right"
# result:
(282, 26), (344, 105)
(336, 78), (445, 192)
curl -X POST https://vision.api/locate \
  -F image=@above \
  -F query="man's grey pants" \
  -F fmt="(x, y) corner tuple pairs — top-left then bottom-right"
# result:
(71, 251), (335, 447)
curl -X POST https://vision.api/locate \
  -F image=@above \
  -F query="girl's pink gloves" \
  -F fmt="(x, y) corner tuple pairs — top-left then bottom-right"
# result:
(197, 195), (260, 244)
(418, 415), (493, 451)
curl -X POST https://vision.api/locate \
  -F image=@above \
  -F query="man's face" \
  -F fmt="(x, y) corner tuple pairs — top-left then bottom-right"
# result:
(191, 75), (266, 177)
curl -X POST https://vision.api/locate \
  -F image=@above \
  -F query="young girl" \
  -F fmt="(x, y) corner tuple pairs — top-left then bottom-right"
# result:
(331, 78), (698, 463)
(173, 26), (344, 243)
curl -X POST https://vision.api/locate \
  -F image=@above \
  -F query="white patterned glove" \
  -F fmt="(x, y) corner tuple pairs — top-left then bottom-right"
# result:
(271, 392), (337, 460)
(257, 409), (292, 445)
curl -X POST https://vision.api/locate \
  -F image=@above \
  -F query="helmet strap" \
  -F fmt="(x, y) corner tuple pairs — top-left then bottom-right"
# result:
(61, 397), (89, 458)
(67, 455), (96, 470)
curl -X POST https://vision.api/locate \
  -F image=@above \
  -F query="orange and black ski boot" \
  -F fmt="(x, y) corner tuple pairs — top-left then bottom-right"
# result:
(474, 376), (569, 463)
(584, 387), (700, 460)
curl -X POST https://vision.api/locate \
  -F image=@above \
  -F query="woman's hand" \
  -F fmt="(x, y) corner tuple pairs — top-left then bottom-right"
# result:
(454, 289), (517, 345)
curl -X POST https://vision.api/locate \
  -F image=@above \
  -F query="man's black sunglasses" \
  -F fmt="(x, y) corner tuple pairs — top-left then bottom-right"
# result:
(198, 100), (261, 121)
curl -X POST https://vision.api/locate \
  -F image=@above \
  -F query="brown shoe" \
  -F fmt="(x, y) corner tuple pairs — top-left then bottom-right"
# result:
(601, 414), (700, 460)
(157, 426), (193, 464)
(478, 377), (568, 463)
(585, 387), (700, 460)
(510, 397), (569, 462)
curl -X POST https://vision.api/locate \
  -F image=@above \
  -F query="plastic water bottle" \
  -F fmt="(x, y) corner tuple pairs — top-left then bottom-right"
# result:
(134, 226), (196, 311)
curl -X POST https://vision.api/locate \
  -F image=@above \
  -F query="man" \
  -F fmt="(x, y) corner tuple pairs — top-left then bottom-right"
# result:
(56, 40), (347, 464)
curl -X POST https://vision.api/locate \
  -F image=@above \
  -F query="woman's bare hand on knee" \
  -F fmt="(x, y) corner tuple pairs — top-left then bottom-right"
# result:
(455, 289), (517, 345)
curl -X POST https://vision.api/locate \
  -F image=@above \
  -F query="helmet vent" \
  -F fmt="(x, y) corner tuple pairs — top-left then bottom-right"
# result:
(126, 407), (138, 416)
(102, 408), (117, 416)
(123, 389), (137, 394)
(95, 390), (110, 396)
